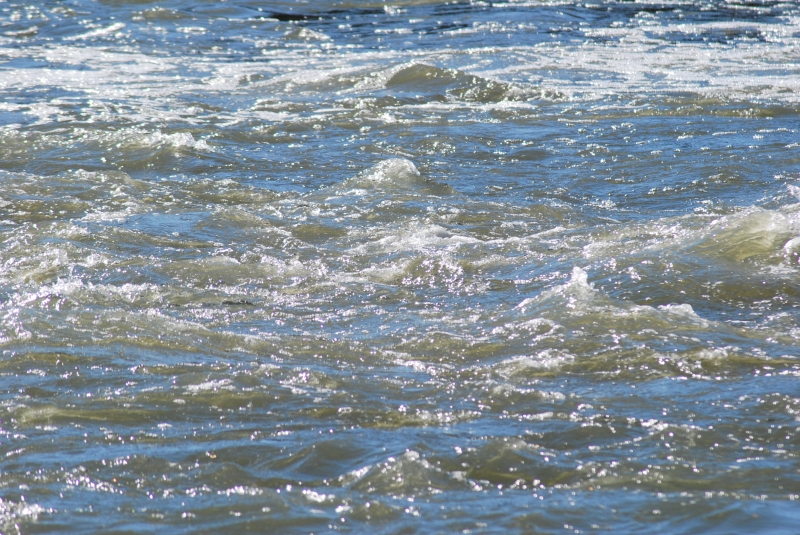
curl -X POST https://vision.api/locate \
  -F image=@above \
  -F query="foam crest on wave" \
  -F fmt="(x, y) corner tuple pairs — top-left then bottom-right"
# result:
(385, 63), (541, 103)
(680, 209), (797, 263)
(80, 128), (213, 153)
(516, 267), (712, 331)
(518, 267), (595, 312)
(342, 158), (424, 190)
(0, 498), (46, 533)
(349, 221), (480, 256)
(345, 450), (466, 496)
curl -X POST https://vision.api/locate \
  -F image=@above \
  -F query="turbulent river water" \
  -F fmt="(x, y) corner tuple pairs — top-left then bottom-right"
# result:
(1, 0), (800, 533)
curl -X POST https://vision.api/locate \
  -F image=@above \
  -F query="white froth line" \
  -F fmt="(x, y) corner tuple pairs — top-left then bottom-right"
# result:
(2, 35), (800, 107)
(64, 22), (126, 41)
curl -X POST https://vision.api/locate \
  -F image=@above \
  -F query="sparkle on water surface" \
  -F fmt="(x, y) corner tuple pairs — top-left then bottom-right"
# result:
(1, 0), (800, 533)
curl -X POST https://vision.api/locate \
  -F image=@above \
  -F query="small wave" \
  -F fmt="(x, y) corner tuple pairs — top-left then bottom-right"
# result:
(138, 130), (212, 152)
(512, 266), (719, 349)
(345, 158), (422, 188)
(518, 266), (595, 312)
(656, 303), (708, 326)
(495, 349), (576, 376)
(65, 22), (125, 41)
(385, 63), (538, 104)
(284, 27), (331, 42)
(0, 498), (46, 532)
(687, 209), (800, 263)
(337, 159), (455, 197)
(72, 128), (212, 153)
(349, 221), (479, 256)
(347, 450), (466, 496)
(132, 7), (188, 21)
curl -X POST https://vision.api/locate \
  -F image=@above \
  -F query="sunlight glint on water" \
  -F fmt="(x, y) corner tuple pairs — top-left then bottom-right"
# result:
(1, 0), (800, 533)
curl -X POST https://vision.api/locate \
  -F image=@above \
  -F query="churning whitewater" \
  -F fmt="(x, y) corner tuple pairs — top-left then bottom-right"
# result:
(1, 0), (800, 533)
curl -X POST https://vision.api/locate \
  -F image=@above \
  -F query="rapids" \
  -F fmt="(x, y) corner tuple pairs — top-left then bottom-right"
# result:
(1, 0), (799, 533)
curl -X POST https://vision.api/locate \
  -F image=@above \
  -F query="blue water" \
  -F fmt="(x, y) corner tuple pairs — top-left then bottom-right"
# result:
(1, 0), (800, 533)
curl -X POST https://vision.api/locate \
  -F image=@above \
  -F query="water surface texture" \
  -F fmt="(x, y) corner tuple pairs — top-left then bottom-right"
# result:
(1, 0), (800, 533)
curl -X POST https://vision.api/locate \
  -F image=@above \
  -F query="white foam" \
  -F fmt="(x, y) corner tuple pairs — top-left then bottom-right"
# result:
(147, 131), (212, 152)
(783, 236), (800, 263)
(787, 184), (800, 202)
(350, 222), (480, 256)
(351, 158), (421, 185)
(497, 349), (575, 374)
(0, 498), (46, 530)
(285, 27), (331, 42)
(360, 260), (410, 284)
(7, 279), (163, 310)
(518, 266), (593, 310)
(186, 379), (233, 393)
(2, 13), (797, 136)
(65, 22), (126, 41)
(657, 303), (709, 327)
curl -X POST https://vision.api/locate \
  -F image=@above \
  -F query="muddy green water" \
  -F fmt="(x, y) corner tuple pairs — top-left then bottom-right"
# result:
(1, 0), (800, 533)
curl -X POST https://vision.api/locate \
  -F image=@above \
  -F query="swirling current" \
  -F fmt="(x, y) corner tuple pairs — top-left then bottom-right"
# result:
(1, 0), (800, 533)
